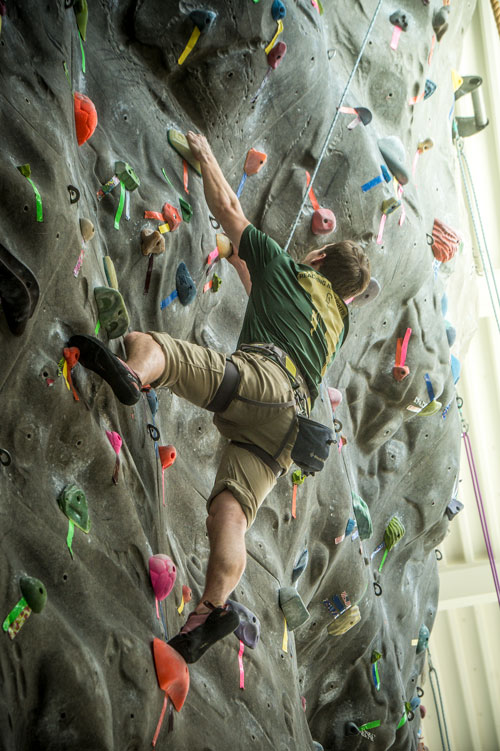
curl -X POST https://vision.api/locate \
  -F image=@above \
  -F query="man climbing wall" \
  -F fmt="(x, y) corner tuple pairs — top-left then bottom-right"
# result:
(68, 131), (370, 664)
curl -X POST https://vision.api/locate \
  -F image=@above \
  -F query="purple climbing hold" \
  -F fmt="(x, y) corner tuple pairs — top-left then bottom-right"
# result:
(445, 497), (464, 521)
(227, 600), (261, 648)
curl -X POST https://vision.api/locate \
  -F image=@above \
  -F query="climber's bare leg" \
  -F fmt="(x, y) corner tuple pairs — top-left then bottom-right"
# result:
(124, 331), (165, 385)
(195, 491), (247, 613)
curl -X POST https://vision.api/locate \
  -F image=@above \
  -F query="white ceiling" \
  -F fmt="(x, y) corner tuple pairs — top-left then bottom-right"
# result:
(421, 1), (500, 749)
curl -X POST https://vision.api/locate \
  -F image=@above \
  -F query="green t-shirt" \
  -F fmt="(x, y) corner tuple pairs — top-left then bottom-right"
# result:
(236, 224), (349, 404)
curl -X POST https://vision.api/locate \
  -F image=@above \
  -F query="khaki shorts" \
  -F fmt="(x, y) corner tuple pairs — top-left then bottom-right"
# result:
(148, 331), (297, 527)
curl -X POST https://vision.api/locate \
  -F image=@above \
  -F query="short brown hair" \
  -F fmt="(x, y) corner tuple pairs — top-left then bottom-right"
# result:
(318, 241), (371, 299)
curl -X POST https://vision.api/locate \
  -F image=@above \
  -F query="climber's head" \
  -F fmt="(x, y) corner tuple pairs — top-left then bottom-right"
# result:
(302, 241), (371, 300)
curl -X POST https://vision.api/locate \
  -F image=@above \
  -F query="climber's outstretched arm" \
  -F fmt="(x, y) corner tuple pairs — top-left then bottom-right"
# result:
(186, 131), (250, 251)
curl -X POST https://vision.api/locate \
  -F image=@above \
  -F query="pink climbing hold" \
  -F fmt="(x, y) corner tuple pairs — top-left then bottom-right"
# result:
(311, 208), (336, 235)
(267, 41), (287, 70)
(182, 584), (192, 603)
(149, 554), (177, 602)
(327, 387), (342, 412)
(105, 430), (122, 484)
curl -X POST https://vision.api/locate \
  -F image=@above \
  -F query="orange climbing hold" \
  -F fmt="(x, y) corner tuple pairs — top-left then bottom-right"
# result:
(244, 149), (267, 176)
(153, 638), (190, 712)
(74, 92), (97, 146)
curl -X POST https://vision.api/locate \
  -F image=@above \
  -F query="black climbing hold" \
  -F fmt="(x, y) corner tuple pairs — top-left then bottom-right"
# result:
(333, 419), (342, 433)
(67, 185), (80, 204)
(0, 243), (39, 337)
(373, 582), (382, 597)
(435, 549), (442, 561)
(271, 0), (286, 21)
(147, 423), (161, 442)
(389, 10), (408, 31)
(19, 576), (47, 613)
(354, 106), (372, 126)
(417, 686), (424, 698)
(189, 10), (217, 33)
(445, 497), (464, 521)
(209, 216), (220, 230)
(424, 79), (437, 100)
(407, 710), (415, 722)
(175, 262), (196, 306)
(0, 448), (12, 466)
(345, 722), (360, 736)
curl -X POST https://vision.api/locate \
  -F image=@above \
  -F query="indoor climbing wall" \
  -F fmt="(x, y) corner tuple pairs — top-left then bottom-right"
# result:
(0, 1), (475, 749)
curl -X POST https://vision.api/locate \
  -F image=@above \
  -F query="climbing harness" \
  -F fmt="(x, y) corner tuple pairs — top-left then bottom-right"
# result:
(456, 137), (500, 335)
(284, 0), (385, 251)
(458, 396), (500, 606)
(428, 650), (452, 751)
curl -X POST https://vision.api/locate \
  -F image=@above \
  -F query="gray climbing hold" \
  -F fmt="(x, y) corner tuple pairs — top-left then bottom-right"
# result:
(189, 9), (217, 33)
(432, 6), (450, 41)
(227, 600), (260, 649)
(349, 277), (380, 308)
(378, 136), (410, 185)
(279, 586), (310, 630)
(351, 492), (373, 540)
(291, 549), (309, 584)
(389, 10), (409, 31)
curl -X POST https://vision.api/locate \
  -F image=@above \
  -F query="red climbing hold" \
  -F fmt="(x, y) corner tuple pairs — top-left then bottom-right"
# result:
(162, 203), (182, 231)
(267, 41), (287, 70)
(159, 445), (176, 470)
(311, 208), (336, 235)
(244, 149), (267, 176)
(182, 584), (192, 603)
(74, 92), (97, 146)
(153, 638), (190, 712)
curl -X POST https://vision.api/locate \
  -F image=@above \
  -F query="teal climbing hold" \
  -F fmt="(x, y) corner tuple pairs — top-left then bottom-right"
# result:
(351, 491), (373, 540)
(271, 0), (286, 21)
(416, 624), (430, 653)
(176, 262), (196, 305)
(189, 9), (217, 33)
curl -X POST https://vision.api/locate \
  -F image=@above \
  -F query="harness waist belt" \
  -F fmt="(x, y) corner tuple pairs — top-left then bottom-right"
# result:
(231, 441), (285, 478)
(238, 342), (310, 415)
(205, 358), (241, 413)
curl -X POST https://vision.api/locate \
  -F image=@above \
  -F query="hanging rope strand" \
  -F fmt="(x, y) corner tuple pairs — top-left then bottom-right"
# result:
(428, 650), (452, 751)
(283, 0), (385, 252)
(456, 139), (500, 334)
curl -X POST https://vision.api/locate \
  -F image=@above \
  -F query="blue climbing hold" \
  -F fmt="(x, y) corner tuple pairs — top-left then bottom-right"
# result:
(271, 0), (286, 21)
(445, 321), (456, 347)
(146, 388), (159, 418)
(345, 517), (356, 535)
(441, 293), (448, 316)
(176, 262), (197, 305)
(292, 549), (309, 583)
(424, 79), (437, 100)
(381, 164), (392, 183)
(189, 10), (217, 33)
(450, 354), (460, 384)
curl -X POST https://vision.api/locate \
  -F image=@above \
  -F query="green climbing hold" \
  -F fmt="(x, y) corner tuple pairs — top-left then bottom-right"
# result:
(211, 273), (222, 292)
(17, 164), (31, 179)
(327, 605), (361, 636)
(94, 286), (130, 338)
(74, 0), (88, 41)
(278, 586), (310, 630)
(417, 399), (442, 417)
(179, 197), (193, 223)
(19, 576), (47, 613)
(292, 469), (306, 485)
(114, 161), (140, 191)
(167, 130), (202, 176)
(371, 650), (382, 663)
(384, 516), (405, 551)
(103, 256), (119, 290)
(351, 492), (373, 540)
(58, 484), (91, 533)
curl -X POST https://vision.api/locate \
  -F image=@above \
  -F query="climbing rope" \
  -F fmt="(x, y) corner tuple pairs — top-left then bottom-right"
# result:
(490, 0), (500, 37)
(457, 396), (500, 606)
(455, 137), (500, 335)
(428, 650), (452, 751)
(284, 0), (385, 252)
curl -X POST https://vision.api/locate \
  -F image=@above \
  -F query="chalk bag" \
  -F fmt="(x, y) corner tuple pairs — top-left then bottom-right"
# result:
(291, 415), (334, 475)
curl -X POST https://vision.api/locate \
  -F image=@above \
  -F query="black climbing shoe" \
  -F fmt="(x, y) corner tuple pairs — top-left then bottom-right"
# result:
(0, 244), (39, 335)
(67, 334), (142, 406)
(168, 602), (240, 664)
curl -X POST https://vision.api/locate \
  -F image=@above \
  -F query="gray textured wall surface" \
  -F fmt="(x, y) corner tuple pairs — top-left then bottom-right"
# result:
(0, 1), (473, 749)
